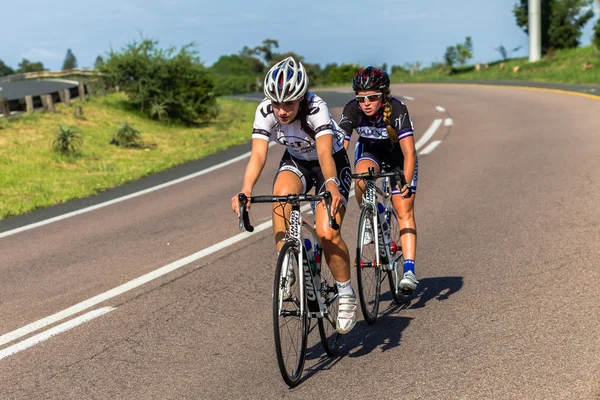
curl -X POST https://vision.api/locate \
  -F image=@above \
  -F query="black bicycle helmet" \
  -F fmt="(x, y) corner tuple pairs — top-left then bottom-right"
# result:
(352, 66), (390, 92)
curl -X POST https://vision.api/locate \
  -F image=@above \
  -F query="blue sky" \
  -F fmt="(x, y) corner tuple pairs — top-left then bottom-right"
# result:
(1, 0), (598, 71)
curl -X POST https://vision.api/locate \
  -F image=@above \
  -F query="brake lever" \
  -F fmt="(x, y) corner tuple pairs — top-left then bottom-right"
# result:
(321, 191), (340, 231)
(237, 193), (254, 232)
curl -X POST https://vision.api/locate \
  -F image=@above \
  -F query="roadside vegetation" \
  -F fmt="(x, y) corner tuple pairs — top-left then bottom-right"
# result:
(0, 94), (255, 219)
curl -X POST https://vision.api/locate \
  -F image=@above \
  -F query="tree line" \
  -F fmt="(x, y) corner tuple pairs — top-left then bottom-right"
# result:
(0, 48), (79, 77)
(1, 0), (598, 125)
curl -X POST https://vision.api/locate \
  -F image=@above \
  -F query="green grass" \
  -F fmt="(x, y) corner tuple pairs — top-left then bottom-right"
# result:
(0, 94), (257, 219)
(391, 45), (600, 85)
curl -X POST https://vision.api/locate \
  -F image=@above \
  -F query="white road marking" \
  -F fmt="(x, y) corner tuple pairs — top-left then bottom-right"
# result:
(415, 119), (443, 151)
(444, 118), (453, 126)
(0, 194), (351, 351)
(436, 106), (446, 112)
(0, 143), (276, 239)
(419, 140), (442, 155)
(0, 307), (114, 359)
(401, 96), (415, 101)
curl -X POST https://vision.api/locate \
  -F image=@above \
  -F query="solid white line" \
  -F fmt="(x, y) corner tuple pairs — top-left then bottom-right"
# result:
(415, 119), (443, 151)
(0, 307), (114, 359)
(0, 142), (276, 239)
(419, 140), (442, 155)
(0, 192), (356, 347)
(444, 118), (453, 126)
(436, 106), (446, 112)
(401, 96), (415, 101)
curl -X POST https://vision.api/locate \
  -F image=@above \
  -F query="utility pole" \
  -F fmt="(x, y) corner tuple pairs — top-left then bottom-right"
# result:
(529, 0), (542, 62)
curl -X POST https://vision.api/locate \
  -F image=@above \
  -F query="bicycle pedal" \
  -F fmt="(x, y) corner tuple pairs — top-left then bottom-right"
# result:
(401, 288), (414, 295)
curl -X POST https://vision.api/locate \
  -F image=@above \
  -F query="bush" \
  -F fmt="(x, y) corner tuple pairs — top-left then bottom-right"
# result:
(53, 125), (82, 155)
(325, 64), (362, 85)
(213, 75), (259, 96)
(100, 36), (218, 124)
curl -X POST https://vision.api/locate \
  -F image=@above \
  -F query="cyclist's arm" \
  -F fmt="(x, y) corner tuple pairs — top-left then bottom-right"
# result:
(315, 134), (343, 216)
(241, 138), (269, 194)
(399, 135), (416, 191)
(338, 102), (359, 152)
(232, 138), (269, 217)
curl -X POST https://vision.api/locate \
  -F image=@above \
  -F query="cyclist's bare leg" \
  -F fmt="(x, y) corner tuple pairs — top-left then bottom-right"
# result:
(353, 159), (379, 207)
(392, 192), (416, 260)
(314, 205), (350, 282)
(272, 171), (304, 252)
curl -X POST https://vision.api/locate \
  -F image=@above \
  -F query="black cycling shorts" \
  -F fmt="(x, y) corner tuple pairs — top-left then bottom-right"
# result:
(354, 138), (418, 194)
(275, 150), (352, 205)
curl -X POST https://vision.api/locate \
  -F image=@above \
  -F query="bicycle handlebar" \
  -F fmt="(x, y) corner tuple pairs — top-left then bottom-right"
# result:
(351, 167), (408, 187)
(237, 192), (340, 232)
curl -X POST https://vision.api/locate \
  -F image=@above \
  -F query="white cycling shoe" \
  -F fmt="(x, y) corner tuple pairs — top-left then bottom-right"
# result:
(399, 271), (419, 293)
(336, 294), (358, 334)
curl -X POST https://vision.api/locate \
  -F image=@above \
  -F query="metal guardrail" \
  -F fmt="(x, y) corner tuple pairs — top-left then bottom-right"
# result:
(0, 68), (102, 83)
(0, 69), (103, 118)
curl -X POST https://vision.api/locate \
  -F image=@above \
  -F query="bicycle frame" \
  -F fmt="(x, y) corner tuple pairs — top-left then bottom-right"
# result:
(361, 176), (401, 271)
(238, 193), (338, 320)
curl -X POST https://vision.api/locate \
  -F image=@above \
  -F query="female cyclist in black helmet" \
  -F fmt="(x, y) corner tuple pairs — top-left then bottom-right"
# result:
(231, 56), (357, 334)
(338, 66), (419, 293)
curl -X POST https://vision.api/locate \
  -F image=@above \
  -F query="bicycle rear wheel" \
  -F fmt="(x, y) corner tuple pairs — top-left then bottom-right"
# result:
(355, 205), (382, 325)
(317, 250), (342, 356)
(387, 208), (406, 305)
(273, 241), (308, 387)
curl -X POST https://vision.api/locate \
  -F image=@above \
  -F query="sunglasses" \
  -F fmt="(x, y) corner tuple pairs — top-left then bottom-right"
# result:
(356, 93), (383, 103)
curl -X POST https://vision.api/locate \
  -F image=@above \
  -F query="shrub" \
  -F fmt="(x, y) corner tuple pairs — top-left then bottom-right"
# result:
(110, 123), (142, 148)
(100, 36), (218, 124)
(53, 125), (82, 155)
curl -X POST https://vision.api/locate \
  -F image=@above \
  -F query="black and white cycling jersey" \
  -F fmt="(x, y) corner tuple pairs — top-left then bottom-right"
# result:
(338, 98), (414, 142)
(251, 92), (346, 161)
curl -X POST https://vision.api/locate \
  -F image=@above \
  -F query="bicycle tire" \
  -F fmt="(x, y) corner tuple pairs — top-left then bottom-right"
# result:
(387, 208), (405, 304)
(273, 241), (308, 387)
(355, 205), (381, 325)
(316, 248), (342, 356)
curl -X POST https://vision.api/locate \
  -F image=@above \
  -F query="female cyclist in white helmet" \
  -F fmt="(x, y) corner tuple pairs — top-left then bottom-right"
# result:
(231, 56), (357, 334)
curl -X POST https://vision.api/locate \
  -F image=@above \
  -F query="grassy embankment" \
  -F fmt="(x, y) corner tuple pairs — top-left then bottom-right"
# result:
(390, 45), (600, 84)
(0, 94), (256, 219)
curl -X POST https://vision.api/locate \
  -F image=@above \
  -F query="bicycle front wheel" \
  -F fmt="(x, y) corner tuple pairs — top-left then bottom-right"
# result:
(355, 205), (382, 325)
(273, 241), (308, 387)
(387, 208), (405, 305)
(317, 250), (342, 356)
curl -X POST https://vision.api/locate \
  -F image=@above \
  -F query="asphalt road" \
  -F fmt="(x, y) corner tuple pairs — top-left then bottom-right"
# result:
(0, 84), (599, 399)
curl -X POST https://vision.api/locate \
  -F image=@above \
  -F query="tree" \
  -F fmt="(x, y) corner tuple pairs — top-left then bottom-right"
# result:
(62, 49), (78, 70)
(548, 0), (595, 48)
(210, 54), (265, 95)
(494, 45), (509, 61)
(17, 59), (45, 73)
(0, 59), (14, 76)
(94, 55), (104, 69)
(456, 36), (474, 65)
(444, 46), (458, 69)
(593, 17), (600, 50)
(514, 0), (594, 52)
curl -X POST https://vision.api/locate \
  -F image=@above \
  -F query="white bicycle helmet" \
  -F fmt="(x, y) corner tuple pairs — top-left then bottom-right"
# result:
(263, 56), (308, 103)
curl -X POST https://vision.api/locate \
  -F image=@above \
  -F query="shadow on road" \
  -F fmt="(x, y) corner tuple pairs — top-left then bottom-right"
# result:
(296, 275), (463, 386)
(405, 276), (464, 309)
